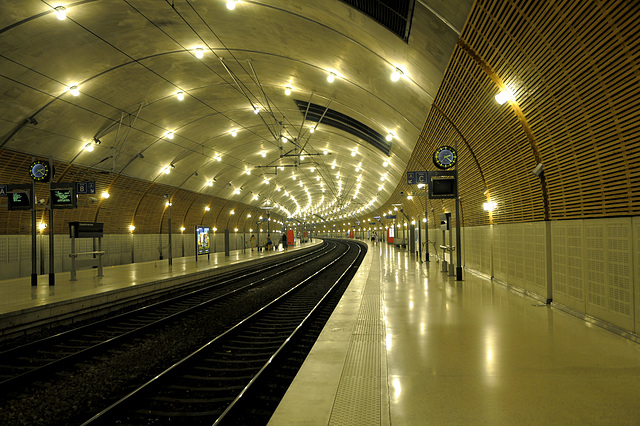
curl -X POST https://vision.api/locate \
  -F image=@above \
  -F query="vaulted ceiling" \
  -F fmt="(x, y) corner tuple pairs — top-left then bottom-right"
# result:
(0, 0), (473, 226)
(1, 0), (638, 236)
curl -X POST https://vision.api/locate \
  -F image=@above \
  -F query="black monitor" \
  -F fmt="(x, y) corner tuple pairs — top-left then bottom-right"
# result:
(428, 175), (457, 199)
(51, 188), (77, 209)
(8, 191), (32, 210)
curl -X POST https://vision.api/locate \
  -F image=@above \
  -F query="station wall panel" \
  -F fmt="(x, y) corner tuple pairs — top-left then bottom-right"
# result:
(551, 220), (585, 313)
(463, 225), (491, 276)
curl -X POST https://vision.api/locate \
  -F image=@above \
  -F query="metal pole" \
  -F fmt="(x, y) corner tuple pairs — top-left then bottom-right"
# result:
(455, 188), (463, 280)
(48, 158), (54, 286)
(168, 202), (172, 266)
(97, 236), (103, 277)
(418, 217), (422, 261)
(31, 177), (37, 286)
(425, 189), (429, 261)
(70, 231), (77, 281)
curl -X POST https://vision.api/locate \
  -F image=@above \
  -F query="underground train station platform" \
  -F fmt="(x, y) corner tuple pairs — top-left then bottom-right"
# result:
(2, 240), (640, 424)
(270, 241), (640, 425)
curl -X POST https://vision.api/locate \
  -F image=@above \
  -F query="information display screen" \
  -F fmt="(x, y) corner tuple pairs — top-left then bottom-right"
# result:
(196, 226), (210, 255)
(8, 191), (32, 210)
(51, 188), (77, 209)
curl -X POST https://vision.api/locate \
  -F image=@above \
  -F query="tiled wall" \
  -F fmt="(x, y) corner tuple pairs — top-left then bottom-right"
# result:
(461, 217), (638, 335)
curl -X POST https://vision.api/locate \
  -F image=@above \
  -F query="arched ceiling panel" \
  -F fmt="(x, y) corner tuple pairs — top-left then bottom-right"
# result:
(1, 0), (471, 227)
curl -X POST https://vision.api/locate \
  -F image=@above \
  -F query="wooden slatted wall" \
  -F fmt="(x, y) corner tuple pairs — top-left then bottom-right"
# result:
(380, 0), (640, 227)
(0, 149), (282, 235)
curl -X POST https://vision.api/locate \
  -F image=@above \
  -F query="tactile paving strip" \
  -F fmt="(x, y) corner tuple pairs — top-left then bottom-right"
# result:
(329, 258), (385, 425)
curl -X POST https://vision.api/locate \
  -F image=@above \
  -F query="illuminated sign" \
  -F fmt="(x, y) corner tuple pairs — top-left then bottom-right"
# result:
(8, 191), (32, 210)
(51, 188), (77, 209)
(196, 226), (210, 255)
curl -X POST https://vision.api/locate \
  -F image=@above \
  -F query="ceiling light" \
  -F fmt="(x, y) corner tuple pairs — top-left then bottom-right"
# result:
(300, 155), (305, 161)
(176, 91), (184, 101)
(310, 166), (315, 172)
(230, 210), (235, 215)
(386, 133), (394, 141)
(195, 48), (204, 58)
(253, 106), (260, 114)
(323, 150), (328, 155)
(162, 166), (171, 174)
(351, 151), (356, 157)
(495, 89), (513, 105)
(383, 160), (389, 167)
(261, 151), (266, 157)
(69, 85), (79, 96)
(309, 127), (315, 134)
(226, 0), (237, 10)
(54, 6), (67, 20)
(390, 68), (403, 82)
(285, 85), (292, 96)
(205, 206), (210, 211)
(246, 169), (251, 175)
(281, 136), (287, 143)
(166, 131), (174, 139)
(230, 129), (237, 137)
(407, 195), (413, 200)
(101, 191), (110, 199)
(327, 72), (336, 83)
(84, 142), (94, 152)
(129, 225), (136, 232)
(207, 180), (214, 187)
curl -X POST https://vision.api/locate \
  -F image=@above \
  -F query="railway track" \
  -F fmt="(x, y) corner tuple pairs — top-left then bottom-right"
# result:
(0, 241), (333, 393)
(82, 239), (365, 425)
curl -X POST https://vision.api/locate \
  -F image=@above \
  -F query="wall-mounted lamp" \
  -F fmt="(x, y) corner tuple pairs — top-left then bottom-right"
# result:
(495, 89), (513, 105)
(483, 201), (497, 211)
(531, 163), (543, 178)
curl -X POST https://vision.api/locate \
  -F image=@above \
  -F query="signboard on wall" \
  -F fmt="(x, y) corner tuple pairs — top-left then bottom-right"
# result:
(196, 226), (210, 255)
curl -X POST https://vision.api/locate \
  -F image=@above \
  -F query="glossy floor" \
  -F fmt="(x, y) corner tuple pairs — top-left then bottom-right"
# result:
(0, 242), (308, 315)
(271, 242), (640, 425)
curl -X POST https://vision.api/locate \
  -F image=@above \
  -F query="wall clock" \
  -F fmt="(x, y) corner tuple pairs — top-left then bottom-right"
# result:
(29, 160), (51, 182)
(433, 146), (457, 170)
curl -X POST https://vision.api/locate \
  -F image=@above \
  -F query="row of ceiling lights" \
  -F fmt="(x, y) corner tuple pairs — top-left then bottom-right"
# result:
(53, 1), (405, 222)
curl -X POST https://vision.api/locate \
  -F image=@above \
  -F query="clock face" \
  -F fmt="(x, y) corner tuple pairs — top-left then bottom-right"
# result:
(30, 160), (50, 181)
(433, 146), (457, 169)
